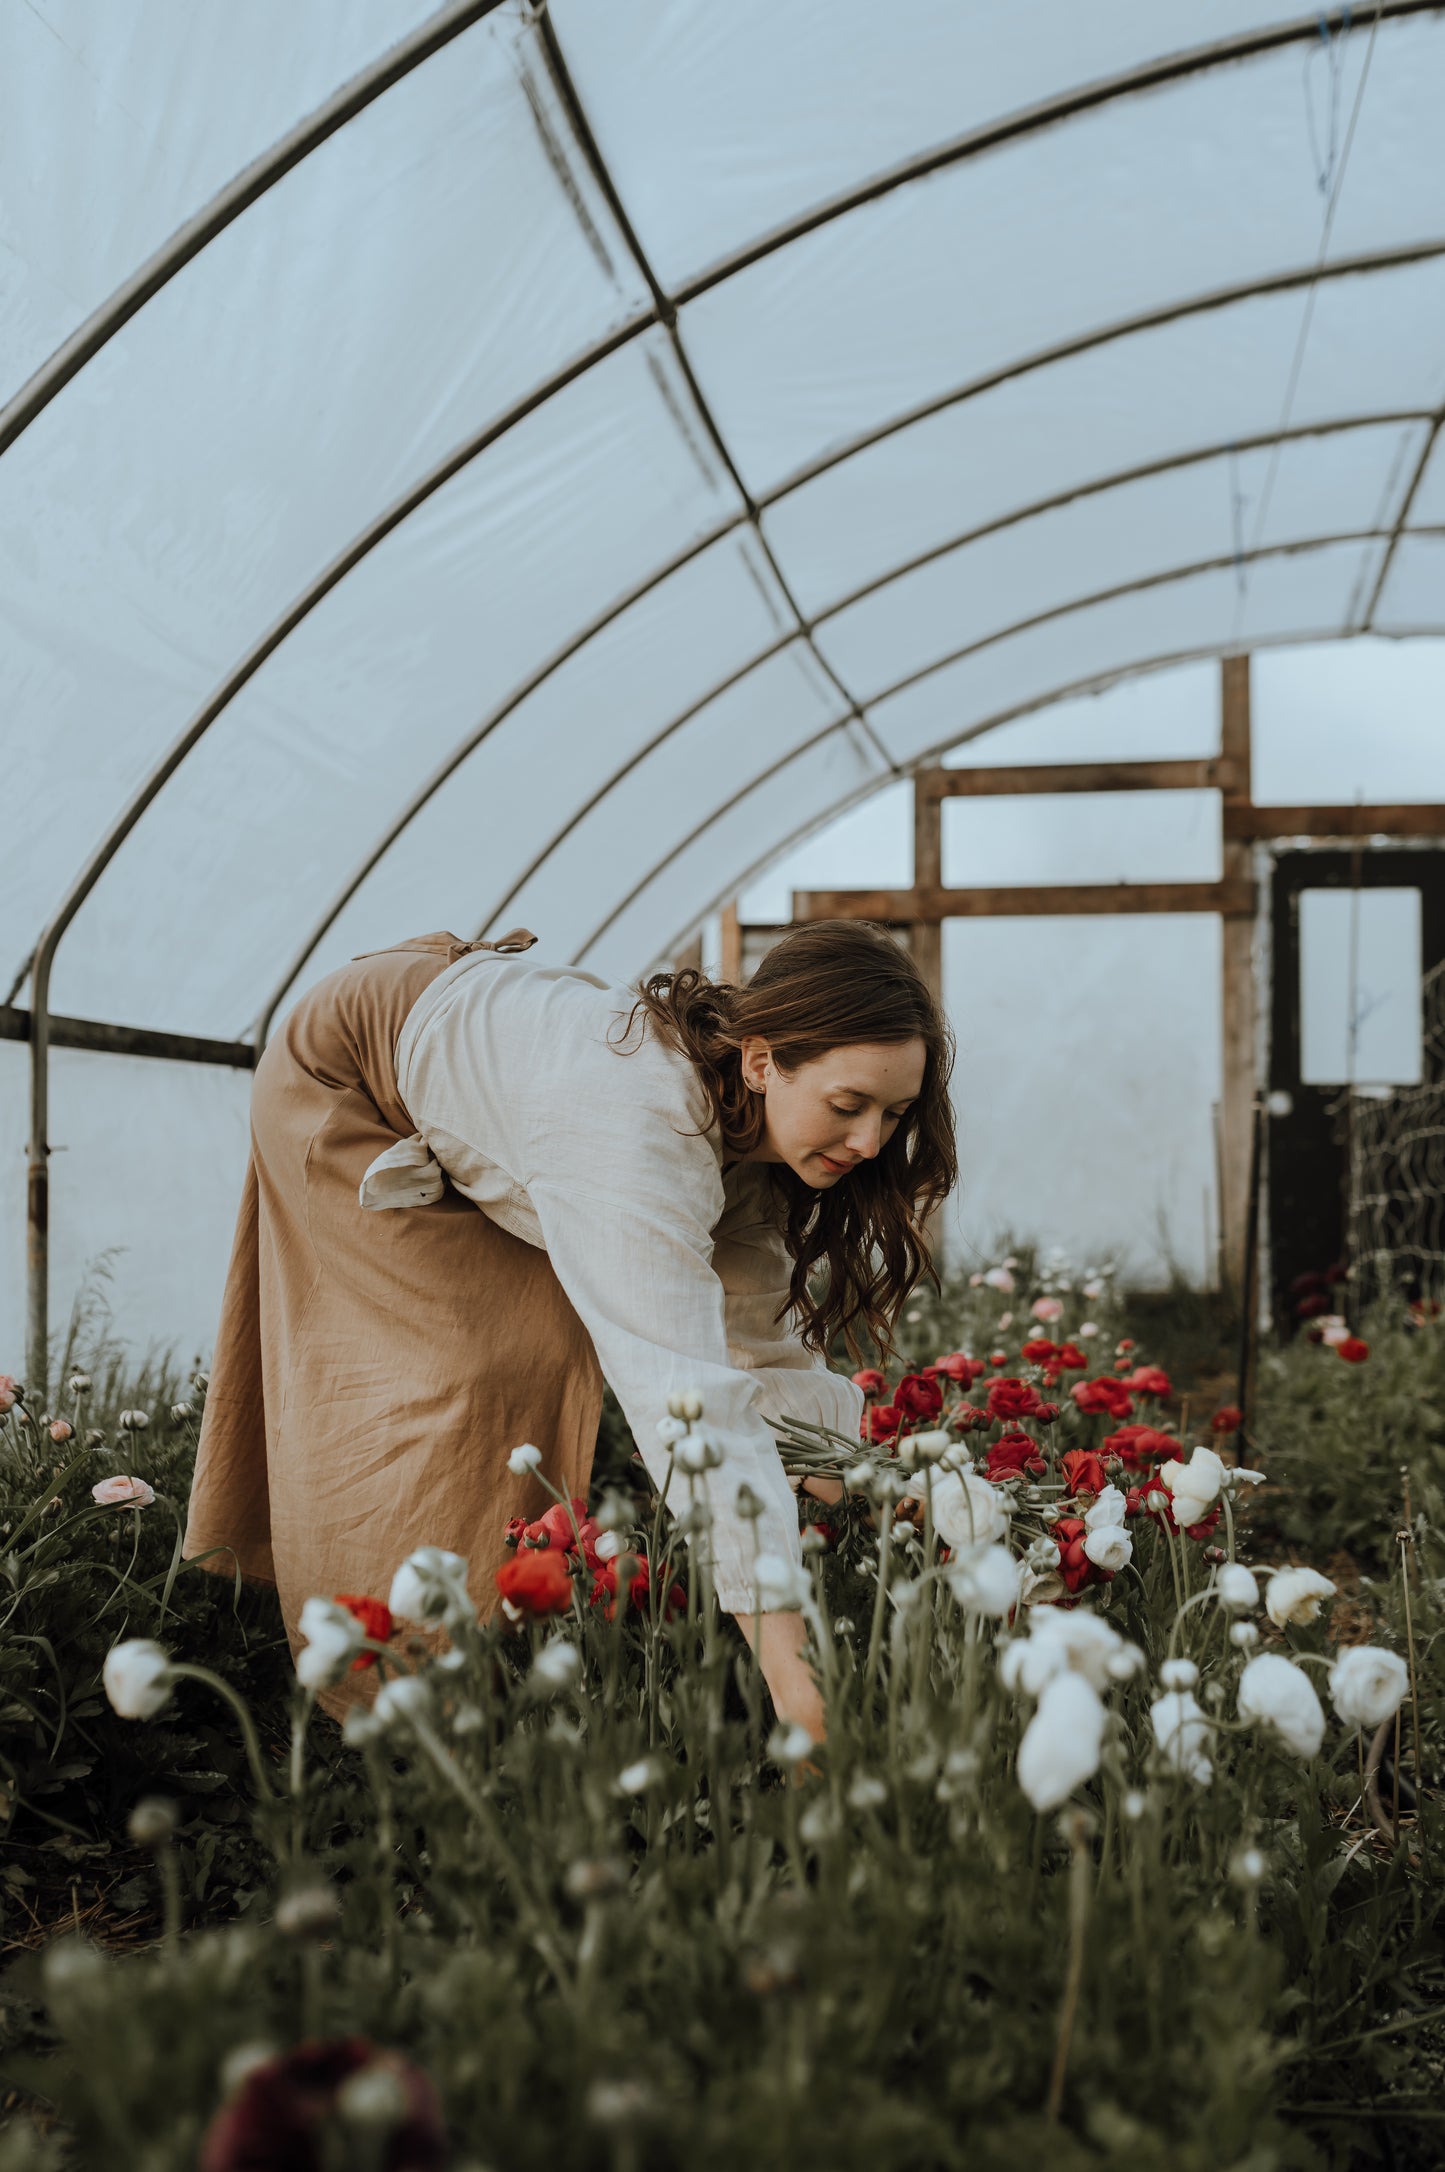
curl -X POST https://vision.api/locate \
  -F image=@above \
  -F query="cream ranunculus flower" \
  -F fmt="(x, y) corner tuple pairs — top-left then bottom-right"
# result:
(1328, 1644), (1409, 1729)
(1215, 1562), (1259, 1611)
(1264, 1566), (1336, 1630)
(102, 1639), (174, 1720)
(1083, 1524), (1133, 1573)
(1083, 1486), (1127, 1531)
(1016, 1671), (1107, 1811)
(1159, 1446), (1226, 1525)
(929, 1470), (1009, 1550)
(388, 1546), (475, 1628)
(999, 1604), (1141, 1697)
(295, 1596), (365, 1692)
(1151, 1688), (1213, 1784)
(944, 1543), (1020, 1617)
(1237, 1652), (1326, 1758)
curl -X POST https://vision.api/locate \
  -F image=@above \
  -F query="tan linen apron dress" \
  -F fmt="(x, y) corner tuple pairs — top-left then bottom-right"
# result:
(182, 933), (604, 1719)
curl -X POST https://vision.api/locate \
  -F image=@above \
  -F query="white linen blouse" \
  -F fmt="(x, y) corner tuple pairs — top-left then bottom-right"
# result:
(360, 947), (864, 1610)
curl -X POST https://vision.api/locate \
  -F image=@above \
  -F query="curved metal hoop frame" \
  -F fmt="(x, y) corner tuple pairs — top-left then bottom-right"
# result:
(15, 0), (1441, 1376)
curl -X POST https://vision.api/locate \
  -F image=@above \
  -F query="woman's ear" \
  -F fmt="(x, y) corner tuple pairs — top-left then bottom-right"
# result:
(738, 1034), (771, 1093)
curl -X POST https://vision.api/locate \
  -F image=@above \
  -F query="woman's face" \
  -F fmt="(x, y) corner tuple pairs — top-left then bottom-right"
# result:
(739, 1036), (928, 1187)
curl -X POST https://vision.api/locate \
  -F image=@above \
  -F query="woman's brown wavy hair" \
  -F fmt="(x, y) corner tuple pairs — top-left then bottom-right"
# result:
(622, 920), (956, 1361)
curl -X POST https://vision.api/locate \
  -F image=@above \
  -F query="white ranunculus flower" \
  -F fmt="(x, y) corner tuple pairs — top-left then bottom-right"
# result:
(1083, 1525), (1132, 1573)
(1084, 1486), (1127, 1531)
(593, 1529), (623, 1561)
(1265, 1567), (1336, 1629)
(750, 1552), (812, 1611)
(999, 1604), (1139, 1697)
(905, 1429), (953, 1464)
(1151, 1689), (1213, 1784)
(1160, 1446), (1226, 1525)
(655, 1415), (688, 1446)
(102, 1639), (174, 1720)
(1215, 1563), (1259, 1611)
(1238, 1652), (1326, 1758)
(1017, 1671), (1107, 1812)
(929, 1470), (1009, 1550)
(616, 1757), (661, 1793)
(944, 1543), (1020, 1618)
(1159, 1657), (1199, 1691)
(295, 1596), (364, 1692)
(531, 1640), (582, 1690)
(388, 1546), (475, 1628)
(766, 1721), (816, 1766)
(373, 1673), (431, 1727)
(1328, 1645), (1409, 1729)
(507, 1442), (543, 1476)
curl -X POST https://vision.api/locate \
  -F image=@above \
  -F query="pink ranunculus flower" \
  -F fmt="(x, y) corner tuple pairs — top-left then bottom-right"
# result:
(1030, 1296), (1065, 1323)
(49, 1419), (74, 1444)
(0, 1374), (17, 1413)
(92, 1475), (156, 1509)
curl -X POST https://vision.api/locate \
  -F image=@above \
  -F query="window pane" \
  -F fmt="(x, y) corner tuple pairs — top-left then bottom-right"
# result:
(1299, 888), (1423, 1086)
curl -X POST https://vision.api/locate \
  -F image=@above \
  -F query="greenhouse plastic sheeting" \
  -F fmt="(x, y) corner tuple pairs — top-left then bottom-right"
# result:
(4, 0), (1445, 1048)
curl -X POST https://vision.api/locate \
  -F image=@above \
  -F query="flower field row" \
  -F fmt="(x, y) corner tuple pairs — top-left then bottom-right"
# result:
(0, 1259), (1440, 2170)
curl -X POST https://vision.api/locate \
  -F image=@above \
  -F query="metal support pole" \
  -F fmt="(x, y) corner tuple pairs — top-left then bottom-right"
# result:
(26, 982), (48, 1393)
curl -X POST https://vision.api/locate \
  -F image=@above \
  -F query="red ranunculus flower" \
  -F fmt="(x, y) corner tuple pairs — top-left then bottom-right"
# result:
(1211, 1405), (1243, 1434)
(1061, 1449), (1108, 1497)
(200, 2037), (446, 2172)
(588, 1552), (686, 1622)
(1053, 1342), (1089, 1371)
(868, 1403), (903, 1442)
(1020, 1339), (1059, 1364)
(520, 1497), (590, 1551)
(852, 1368), (888, 1399)
(1128, 1365), (1173, 1400)
(895, 1372), (944, 1422)
(1102, 1423), (1175, 1472)
(1072, 1377), (1134, 1419)
(1337, 1337), (1370, 1363)
(985, 1429), (1047, 1481)
(1116, 1338), (1135, 1352)
(503, 1515), (529, 1548)
(928, 1352), (986, 1384)
(495, 1547), (573, 1617)
(1125, 1482), (1221, 1543)
(986, 1376), (1046, 1422)
(334, 1594), (393, 1672)
(1035, 1402), (1061, 1424)
(952, 1403), (990, 1433)
(1053, 1515), (1112, 1595)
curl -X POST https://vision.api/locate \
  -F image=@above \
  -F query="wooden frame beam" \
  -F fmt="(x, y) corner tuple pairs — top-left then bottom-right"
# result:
(916, 756), (1241, 799)
(1224, 802), (1445, 840)
(794, 880), (1253, 921)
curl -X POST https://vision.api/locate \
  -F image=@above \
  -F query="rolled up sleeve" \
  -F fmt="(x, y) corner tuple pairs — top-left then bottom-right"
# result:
(714, 1184), (866, 1446)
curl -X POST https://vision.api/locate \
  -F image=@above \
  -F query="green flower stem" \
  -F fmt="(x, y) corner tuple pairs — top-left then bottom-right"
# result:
(406, 1710), (574, 2000)
(167, 1662), (274, 1807)
(862, 1499), (895, 1704)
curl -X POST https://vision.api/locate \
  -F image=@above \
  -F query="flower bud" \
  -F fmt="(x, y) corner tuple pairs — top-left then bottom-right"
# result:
(169, 1402), (194, 1423)
(67, 1373), (92, 1395)
(118, 1409), (149, 1432)
(336, 2062), (411, 2133)
(506, 1442), (543, 1477)
(733, 1482), (764, 1521)
(666, 1389), (705, 1423)
(191, 1371), (210, 1393)
(85, 1429), (106, 1448)
(655, 1415), (688, 1446)
(1229, 1620), (1260, 1650)
(126, 1796), (180, 1848)
(48, 1419), (73, 1444)
(1159, 1657), (1199, 1692)
(1229, 1845), (1267, 1887)
(564, 1856), (628, 1902)
(274, 1883), (342, 1940)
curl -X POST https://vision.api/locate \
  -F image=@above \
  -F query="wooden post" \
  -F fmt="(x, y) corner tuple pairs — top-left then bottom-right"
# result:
(912, 774), (943, 1007)
(719, 901), (742, 986)
(1219, 656), (1257, 1300)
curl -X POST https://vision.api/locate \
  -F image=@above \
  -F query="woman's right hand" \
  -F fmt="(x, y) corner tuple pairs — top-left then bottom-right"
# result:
(733, 1606), (826, 1746)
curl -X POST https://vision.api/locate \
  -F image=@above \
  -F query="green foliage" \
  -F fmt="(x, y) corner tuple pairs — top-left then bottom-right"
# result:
(1, 1264), (1442, 2169)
